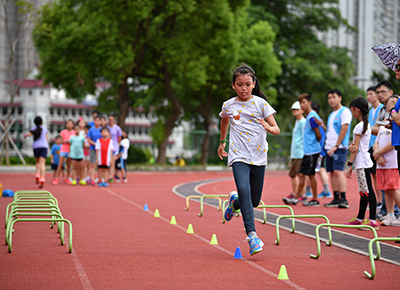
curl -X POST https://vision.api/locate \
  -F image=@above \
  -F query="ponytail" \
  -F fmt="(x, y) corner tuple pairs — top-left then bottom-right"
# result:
(361, 113), (368, 134)
(252, 77), (267, 100)
(31, 116), (43, 141)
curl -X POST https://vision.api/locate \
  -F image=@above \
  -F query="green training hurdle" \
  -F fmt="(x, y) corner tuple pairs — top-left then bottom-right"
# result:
(364, 237), (400, 280)
(5, 201), (57, 228)
(310, 223), (381, 260)
(222, 200), (267, 224)
(275, 214), (331, 246)
(257, 205), (295, 231)
(5, 212), (66, 246)
(14, 190), (58, 205)
(185, 195), (222, 211)
(7, 217), (73, 253)
(198, 195), (229, 217)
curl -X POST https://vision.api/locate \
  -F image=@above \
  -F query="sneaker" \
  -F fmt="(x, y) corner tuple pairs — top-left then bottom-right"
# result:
(297, 196), (307, 203)
(305, 190), (312, 198)
(391, 217), (400, 226)
(71, 179), (77, 185)
(224, 191), (239, 222)
(108, 178), (115, 183)
(377, 212), (386, 220)
(103, 182), (109, 187)
(376, 202), (382, 211)
(324, 199), (341, 208)
(52, 178), (59, 185)
(344, 215), (363, 226)
(246, 235), (264, 256)
(35, 174), (40, 184)
(123, 178), (128, 183)
(90, 180), (96, 186)
(285, 193), (294, 199)
(381, 215), (397, 226)
(79, 179), (87, 185)
(360, 219), (379, 230)
(63, 178), (71, 185)
(283, 197), (296, 205)
(303, 199), (320, 207)
(116, 179), (121, 183)
(98, 182), (103, 187)
(38, 178), (45, 188)
(317, 191), (333, 198)
(338, 198), (349, 209)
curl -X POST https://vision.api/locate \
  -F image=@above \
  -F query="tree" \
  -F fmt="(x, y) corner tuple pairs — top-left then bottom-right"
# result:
(0, 0), (36, 165)
(248, 0), (363, 123)
(372, 68), (400, 93)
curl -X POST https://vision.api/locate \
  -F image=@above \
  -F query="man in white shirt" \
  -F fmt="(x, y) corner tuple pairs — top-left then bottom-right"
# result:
(322, 89), (352, 208)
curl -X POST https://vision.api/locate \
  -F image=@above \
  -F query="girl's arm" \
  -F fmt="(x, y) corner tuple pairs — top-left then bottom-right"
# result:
(391, 108), (400, 126)
(346, 134), (361, 178)
(24, 132), (32, 138)
(258, 115), (280, 135)
(217, 118), (230, 160)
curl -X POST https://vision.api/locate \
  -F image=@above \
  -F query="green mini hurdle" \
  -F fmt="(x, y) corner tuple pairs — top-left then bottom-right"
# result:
(364, 237), (400, 279)
(275, 214), (331, 246)
(257, 205), (295, 230)
(5, 201), (57, 228)
(185, 195), (223, 212)
(310, 223), (381, 260)
(198, 195), (229, 217)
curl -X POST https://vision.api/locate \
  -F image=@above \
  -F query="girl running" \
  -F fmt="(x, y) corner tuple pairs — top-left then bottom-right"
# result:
(345, 97), (378, 229)
(24, 116), (49, 188)
(218, 65), (280, 255)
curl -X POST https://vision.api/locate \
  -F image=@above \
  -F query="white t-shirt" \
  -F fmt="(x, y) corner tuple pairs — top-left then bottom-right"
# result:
(353, 122), (373, 169)
(324, 107), (352, 150)
(120, 138), (130, 160)
(219, 95), (276, 166)
(375, 126), (398, 169)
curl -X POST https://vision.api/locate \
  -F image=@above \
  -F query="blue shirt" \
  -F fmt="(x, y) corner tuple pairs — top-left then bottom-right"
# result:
(392, 99), (400, 146)
(303, 110), (321, 155)
(88, 121), (94, 127)
(87, 126), (102, 150)
(368, 103), (384, 148)
(291, 118), (305, 159)
(69, 135), (85, 159)
(319, 126), (326, 157)
(50, 144), (61, 165)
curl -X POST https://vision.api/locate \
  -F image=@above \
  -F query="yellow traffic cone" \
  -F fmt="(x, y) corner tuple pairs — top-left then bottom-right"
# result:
(170, 215), (177, 225)
(154, 209), (160, 218)
(277, 265), (289, 280)
(187, 224), (194, 234)
(210, 234), (218, 245)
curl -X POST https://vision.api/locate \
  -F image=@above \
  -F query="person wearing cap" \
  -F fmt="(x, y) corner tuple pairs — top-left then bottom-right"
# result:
(284, 101), (307, 202)
(321, 89), (352, 209)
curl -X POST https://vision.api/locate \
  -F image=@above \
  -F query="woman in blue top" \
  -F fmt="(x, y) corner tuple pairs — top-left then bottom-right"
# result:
(24, 116), (48, 188)
(389, 60), (400, 176)
(218, 65), (280, 256)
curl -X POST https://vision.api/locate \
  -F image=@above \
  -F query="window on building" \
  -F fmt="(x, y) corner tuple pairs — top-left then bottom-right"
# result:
(50, 124), (54, 132)
(18, 107), (22, 115)
(2, 107), (7, 115)
(78, 109), (82, 116)
(50, 107), (54, 115)
(40, 90), (44, 95)
(57, 108), (61, 115)
(28, 90), (32, 96)
(71, 109), (76, 117)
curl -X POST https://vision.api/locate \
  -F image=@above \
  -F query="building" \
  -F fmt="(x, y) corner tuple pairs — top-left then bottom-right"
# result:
(317, 0), (400, 89)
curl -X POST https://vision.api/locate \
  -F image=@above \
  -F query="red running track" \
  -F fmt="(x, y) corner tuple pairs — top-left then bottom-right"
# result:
(0, 171), (399, 289)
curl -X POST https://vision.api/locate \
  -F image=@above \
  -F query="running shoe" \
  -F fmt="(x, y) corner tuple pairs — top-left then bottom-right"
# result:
(324, 199), (341, 208)
(344, 215), (363, 226)
(391, 217), (400, 226)
(103, 182), (109, 187)
(123, 178), (128, 183)
(359, 219), (379, 230)
(224, 191), (239, 222)
(79, 179), (87, 185)
(317, 191), (333, 198)
(297, 196), (307, 203)
(283, 196), (295, 205)
(338, 199), (349, 209)
(39, 178), (45, 188)
(115, 179), (121, 183)
(63, 178), (71, 185)
(98, 182), (104, 187)
(381, 215), (397, 226)
(303, 199), (320, 207)
(376, 202), (382, 212)
(246, 235), (264, 256)
(52, 178), (59, 185)
(35, 173), (40, 184)
(71, 179), (77, 185)
(305, 190), (312, 198)
(108, 178), (115, 183)
(90, 180), (96, 186)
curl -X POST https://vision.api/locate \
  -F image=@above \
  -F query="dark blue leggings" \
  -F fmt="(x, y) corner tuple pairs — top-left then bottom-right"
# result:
(232, 162), (265, 235)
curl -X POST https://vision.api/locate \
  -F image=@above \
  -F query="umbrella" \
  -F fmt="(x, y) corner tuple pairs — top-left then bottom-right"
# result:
(372, 43), (400, 72)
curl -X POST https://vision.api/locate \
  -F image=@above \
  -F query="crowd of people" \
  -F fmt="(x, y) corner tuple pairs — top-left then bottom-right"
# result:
(283, 80), (400, 230)
(25, 111), (130, 188)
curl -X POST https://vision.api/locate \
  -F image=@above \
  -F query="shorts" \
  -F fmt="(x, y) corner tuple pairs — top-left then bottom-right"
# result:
(288, 159), (302, 178)
(368, 147), (377, 174)
(60, 152), (69, 158)
(115, 158), (127, 171)
(377, 169), (400, 191)
(71, 158), (83, 162)
(98, 165), (110, 169)
(33, 148), (47, 159)
(325, 148), (347, 172)
(51, 163), (64, 170)
(90, 150), (97, 164)
(299, 153), (319, 176)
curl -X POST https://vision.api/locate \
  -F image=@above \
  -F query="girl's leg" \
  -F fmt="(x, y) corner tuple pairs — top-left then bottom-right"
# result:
(38, 157), (46, 178)
(385, 192), (395, 214)
(35, 158), (40, 176)
(66, 158), (71, 179)
(56, 156), (65, 180)
(71, 160), (77, 180)
(232, 162), (254, 235)
(365, 168), (377, 220)
(356, 168), (369, 220)
(249, 165), (266, 208)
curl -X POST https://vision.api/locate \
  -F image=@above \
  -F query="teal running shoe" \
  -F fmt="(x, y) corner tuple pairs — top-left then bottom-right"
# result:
(246, 235), (264, 256)
(103, 182), (109, 187)
(224, 191), (239, 222)
(98, 182), (104, 187)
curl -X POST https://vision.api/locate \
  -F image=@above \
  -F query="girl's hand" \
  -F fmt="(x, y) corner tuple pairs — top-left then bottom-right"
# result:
(376, 156), (386, 167)
(346, 167), (353, 179)
(217, 143), (228, 160)
(24, 133), (29, 138)
(257, 118), (272, 133)
(348, 142), (358, 153)
(372, 150), (381, 160)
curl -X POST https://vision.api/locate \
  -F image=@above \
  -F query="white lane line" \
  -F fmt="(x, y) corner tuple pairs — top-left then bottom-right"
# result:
(104, 187), (307, 290)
